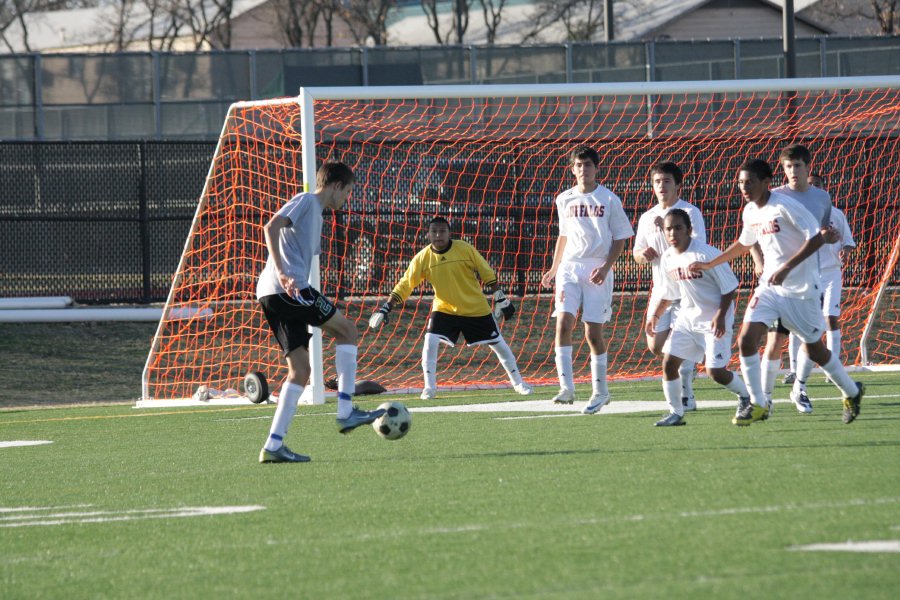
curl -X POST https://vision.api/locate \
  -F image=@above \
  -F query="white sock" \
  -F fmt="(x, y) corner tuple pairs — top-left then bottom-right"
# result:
(335, 344), (357, 419)
(556, 346), (574, 391)
(590, 353), (609, 398)
(762, 359), (780, 400)
(264, 381), (302, 451)
(679, 360), (695, 400)
(819, 352), (857, 397)
(739, 354), (766, 407)
(788, 333), (802, 373)
(826, 329), (841, 361)
(663, 377), (683, 416)
(795, 346), (814, 393)
(489, 339), (524, 386)
(422, 333), (440, 392)
(723, 372), (749, 398)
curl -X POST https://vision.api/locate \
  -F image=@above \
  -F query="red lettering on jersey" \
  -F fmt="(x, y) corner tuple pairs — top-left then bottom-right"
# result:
(669, 267), (703, 281)
(566, 204), (605, 218)
(750, 219), (781, 236)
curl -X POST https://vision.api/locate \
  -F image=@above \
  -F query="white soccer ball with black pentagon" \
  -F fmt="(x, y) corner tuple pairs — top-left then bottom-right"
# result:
(372, 401), (411, 440)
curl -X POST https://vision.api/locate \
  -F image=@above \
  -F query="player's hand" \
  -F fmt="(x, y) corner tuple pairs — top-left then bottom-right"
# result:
(368, 302), (391, 329)
(687, 261), (708, 274)
(278, 272), (300, 297)
(588, 264), (610, 285)
(711, 312), (727, 338)
(768, 266), (791, 286)
(292, 286), (317, 306)
(822, 226), (840, 244)
(492, 291), (515, 321)
(645, 316), (659, 338)
(540, 269), (556, 288)
(638, 247), (659, 262)
(753, 261), (764, 278)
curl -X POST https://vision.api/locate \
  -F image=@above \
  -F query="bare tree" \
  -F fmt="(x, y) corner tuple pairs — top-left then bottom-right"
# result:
(805, 0), (899, 35)
(177, 0), (233, 49)
(0, 0), (75, 52)
(340, 0), (395, 46)
(421, 0), (472, 45)
(478, 0), (506, 44)
(271, 0), (311, 47)
(521, 0), (607, 43)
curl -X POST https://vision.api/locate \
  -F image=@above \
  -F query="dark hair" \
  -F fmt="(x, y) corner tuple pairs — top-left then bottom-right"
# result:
(665, 208), (692, 230)
(649, 161), (684, 185)
(428, 216), (450, 229)
(316, 161), (355, 188)
(808, 172), (825, 187)
(570, 145), (600, 167)
(778, 144), (812, 165)
(739, 158), (773, 181)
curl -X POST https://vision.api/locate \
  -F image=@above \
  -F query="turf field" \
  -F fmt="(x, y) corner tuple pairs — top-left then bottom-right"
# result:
(1, 372), (898, 599)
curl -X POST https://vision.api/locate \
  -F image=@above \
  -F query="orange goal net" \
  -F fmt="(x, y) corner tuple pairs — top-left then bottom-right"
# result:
(141, 78), (900, 404)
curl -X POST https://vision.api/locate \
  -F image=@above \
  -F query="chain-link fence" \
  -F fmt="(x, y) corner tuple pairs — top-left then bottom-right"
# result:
(2, 36), (899, 141)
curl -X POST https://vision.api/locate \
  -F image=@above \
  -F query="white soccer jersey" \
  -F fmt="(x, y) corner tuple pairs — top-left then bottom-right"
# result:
(660, 240), (739, 325)
(634, 199), (706, 301)
(555, 183), (634, 262)
(819, 206), (856, 273)
(256, 192), (323, 298)
(772, 184), (832, 228)
(738, 191), (821, 299)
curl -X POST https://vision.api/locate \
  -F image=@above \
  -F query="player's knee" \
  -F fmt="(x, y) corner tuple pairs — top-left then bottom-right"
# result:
(708, 367), (730, 385)
(662, 355), (680, 379)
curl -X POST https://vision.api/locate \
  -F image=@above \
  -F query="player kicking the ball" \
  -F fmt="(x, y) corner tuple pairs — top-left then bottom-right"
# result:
(369, 216), (532, 400)
(256, 161), (385, 463)
(650, 209), (749, 426)
(689, 159), (863, 426)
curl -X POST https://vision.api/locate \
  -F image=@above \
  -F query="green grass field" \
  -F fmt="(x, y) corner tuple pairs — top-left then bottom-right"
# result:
(2, 372), (898, 599)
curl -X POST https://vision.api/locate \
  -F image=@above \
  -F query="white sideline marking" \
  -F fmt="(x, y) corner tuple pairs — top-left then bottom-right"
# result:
(790, 541), (900, 553)
(0, 505), (265, 528)
(0, 440), (53, 448)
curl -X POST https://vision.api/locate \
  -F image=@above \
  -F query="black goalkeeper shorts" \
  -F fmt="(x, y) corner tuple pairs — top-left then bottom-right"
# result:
(259, 291), (336, 355)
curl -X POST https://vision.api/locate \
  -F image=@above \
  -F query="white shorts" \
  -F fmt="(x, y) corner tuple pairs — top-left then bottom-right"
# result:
(743, 286), (826, 344)
(821, 270), (843, 318)
(663, 314), (734, 369)
(554, 259), (614, 324)
(647, 296), (676, 334)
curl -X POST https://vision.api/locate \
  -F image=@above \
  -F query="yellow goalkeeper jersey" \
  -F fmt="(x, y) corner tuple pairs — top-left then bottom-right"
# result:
(390, 239), (497, 317)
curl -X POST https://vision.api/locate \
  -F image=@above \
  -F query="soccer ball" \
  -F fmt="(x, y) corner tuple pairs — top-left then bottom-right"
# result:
(372, 401), (411, 440)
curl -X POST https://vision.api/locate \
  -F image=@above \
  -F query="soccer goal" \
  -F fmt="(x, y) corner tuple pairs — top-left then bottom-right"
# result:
(139, 76), (900, 407)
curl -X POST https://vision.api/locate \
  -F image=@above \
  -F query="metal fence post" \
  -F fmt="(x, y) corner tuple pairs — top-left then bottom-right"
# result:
(152, 51), (162, 141)
(33, 53), (44, 140)
(734, 39), (741, 79)
(249, 50), (258, 99)
(565, 43), (573, 82)
(139, 141), (151, 302)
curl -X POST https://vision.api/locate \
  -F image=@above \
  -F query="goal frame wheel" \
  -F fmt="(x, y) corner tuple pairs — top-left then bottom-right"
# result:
(244, 371), (269, 404)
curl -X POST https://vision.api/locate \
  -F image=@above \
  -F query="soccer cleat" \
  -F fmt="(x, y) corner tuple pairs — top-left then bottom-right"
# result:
(790, 389), (813, 414)
(259, 445), (311, 463)
(732, 402), (769, 426)
(682, 396), (697, 412)
(581, 394), (610, 415)
(420, 388), (436, 400)
(783, 372), (796, 385)
(513, 382), (533, 395)
(337, 406), (387, 434)
(842, 381), (864, 424)
(735, 395), (751, 419)
(551, 388), (575, 404)
(655, 412), (686, 427)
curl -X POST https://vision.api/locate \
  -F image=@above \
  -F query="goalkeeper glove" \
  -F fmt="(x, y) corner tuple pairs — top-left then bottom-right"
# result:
(368, 302), (392, 329)
(492, 290), (515, 321)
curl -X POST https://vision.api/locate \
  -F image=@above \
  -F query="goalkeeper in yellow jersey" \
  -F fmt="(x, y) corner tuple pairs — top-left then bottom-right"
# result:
(368, 216), (533, 400)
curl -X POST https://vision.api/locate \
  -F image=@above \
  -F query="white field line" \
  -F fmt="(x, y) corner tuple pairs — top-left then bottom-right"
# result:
(789, 541), (900, 553)
(210, 393), (900, 421)
(0, 441), (53, 448)
(0, 506), (265, 528)
(0, 504), (92, 513)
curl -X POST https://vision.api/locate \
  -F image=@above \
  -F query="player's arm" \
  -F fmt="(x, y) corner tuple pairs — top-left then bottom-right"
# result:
(689, 241), (750, 273)
(368, 255), (424, 329)
(589, 238), (626, 285)
(541, 235), (567, 288)
(768, 233), (824, 286)
(473, 250), (516, 321)
(749, 243), (764, 278)
(645, 297), (672, 338)
(263, 214), (303, 297)
(712, 287), (737, 339)
(632, 214), (657, 264)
